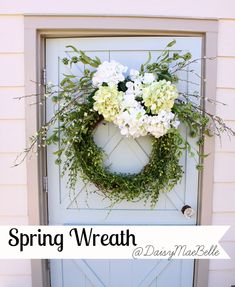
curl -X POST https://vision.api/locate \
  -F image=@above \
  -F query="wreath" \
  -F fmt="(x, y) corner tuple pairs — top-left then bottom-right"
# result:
(18, 40), (234, 206)
(60, 104), (184, 205)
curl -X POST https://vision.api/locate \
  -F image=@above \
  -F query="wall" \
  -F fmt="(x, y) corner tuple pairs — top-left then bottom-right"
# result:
(0, 15), (31, 287)
(210, 20), (235, 286)
(0, 1), (235, 286)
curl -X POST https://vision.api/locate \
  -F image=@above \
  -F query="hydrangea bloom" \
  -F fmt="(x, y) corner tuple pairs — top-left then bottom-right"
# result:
(114, 104), (148, 138)
(92, 60), (127, 87)
(143, 73), (155, 84)
(93, 86), (124, 122)
(129, 69), (141, 81)
(145, 110), (179, 138)
(125, 81), (142, 97)
(142, 79), (178, 114)
(92, 61), (180, 139)
(129, 70), (155, 85)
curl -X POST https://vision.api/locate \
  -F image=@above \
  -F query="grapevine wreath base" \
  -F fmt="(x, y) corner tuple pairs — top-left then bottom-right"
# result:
(69, 103), (184, 206)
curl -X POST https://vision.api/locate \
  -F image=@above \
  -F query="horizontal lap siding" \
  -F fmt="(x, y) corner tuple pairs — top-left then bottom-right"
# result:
(0, 9), (234, 287)
(0, 276), (31, 287)
(208, 19), (235, 287)
(0, 15), (31, 287)
(0, 88), (25, 119)
(0, 0), (235, 18)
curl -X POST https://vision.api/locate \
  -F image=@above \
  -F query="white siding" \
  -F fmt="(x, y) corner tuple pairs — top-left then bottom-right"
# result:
(0, 0), (234, 18)
(0, 5), (234, 287)
(209, 19), (235, 287)
(0, 15), (30, 287)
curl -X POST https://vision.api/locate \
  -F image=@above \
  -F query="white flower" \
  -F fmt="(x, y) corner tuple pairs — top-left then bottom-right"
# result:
(91, 60), (180, 139)
(114, 103), (148, 138)
(121, 96), (139, 109)
(125, 82), (135, 95)
(125, 80), (143, 97)
(129, 69), (140, 81)
(143, 73), (155, 84)
(92, 60), (127, 87)
(144, 110), (179, 138)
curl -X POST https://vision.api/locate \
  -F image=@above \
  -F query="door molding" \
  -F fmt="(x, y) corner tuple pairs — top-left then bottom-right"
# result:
(24, 15), (217, 287)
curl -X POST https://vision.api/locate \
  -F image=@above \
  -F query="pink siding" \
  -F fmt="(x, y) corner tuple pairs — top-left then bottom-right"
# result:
(0, 4), (235, 287)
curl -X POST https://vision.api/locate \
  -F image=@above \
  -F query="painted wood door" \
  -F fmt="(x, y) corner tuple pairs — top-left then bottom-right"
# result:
(46, 36), (202, 287)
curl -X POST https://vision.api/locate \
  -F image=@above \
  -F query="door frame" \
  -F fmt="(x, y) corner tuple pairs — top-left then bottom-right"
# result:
(24, 15), (218, 287)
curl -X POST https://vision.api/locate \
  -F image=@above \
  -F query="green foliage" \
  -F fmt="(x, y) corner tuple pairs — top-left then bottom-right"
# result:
(145, 40), (193, 83)
(52, 104), (184, 206)
(31, 40), (234, 207)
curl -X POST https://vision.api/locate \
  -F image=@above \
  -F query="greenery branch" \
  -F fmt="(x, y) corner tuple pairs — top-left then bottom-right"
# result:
(14, 41), (234, 206)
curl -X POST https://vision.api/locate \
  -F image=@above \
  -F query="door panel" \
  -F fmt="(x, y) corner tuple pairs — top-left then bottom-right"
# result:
(46, 36), (202, 287)
(50, 259), (194, 287)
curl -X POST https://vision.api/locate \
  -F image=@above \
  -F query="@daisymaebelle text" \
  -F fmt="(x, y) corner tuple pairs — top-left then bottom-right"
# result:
(132, 244), (220, 259)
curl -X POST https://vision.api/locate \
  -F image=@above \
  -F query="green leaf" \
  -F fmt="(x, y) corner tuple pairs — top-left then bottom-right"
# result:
(199, 153), (210, 158)
(166, 39), (176, 48)
(53, 149), (64, 157)
(94, 56), (101, 66)
(55, 158), (62, 165)
(161, 50), (170, 62)
(140, 64), (144, 74)
(66, 45), (80, 53)
(143, 51), (152, 67)
(196, 164), (204, 171)
(62, 74), (76, 78)
(66, 45), (101, 68)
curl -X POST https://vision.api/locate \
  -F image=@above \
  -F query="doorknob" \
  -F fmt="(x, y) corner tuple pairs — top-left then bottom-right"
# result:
(181, 205), (195, 219)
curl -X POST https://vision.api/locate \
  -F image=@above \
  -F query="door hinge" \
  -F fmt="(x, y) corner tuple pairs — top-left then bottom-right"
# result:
(43, 176), (48, 193)
(46, 259), (50, 270)
(42, 68), (47, 86)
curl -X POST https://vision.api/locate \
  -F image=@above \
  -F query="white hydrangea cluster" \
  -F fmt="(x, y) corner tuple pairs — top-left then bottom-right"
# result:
(145, 110), (180, 138)
(115, 107), (179, 139)
(113, 79), (147, 137)
(129, 69), (155, 84)
(92, 60), (127, 87)
(92, 62), (180, 139)
(114, 104), (148, 138)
